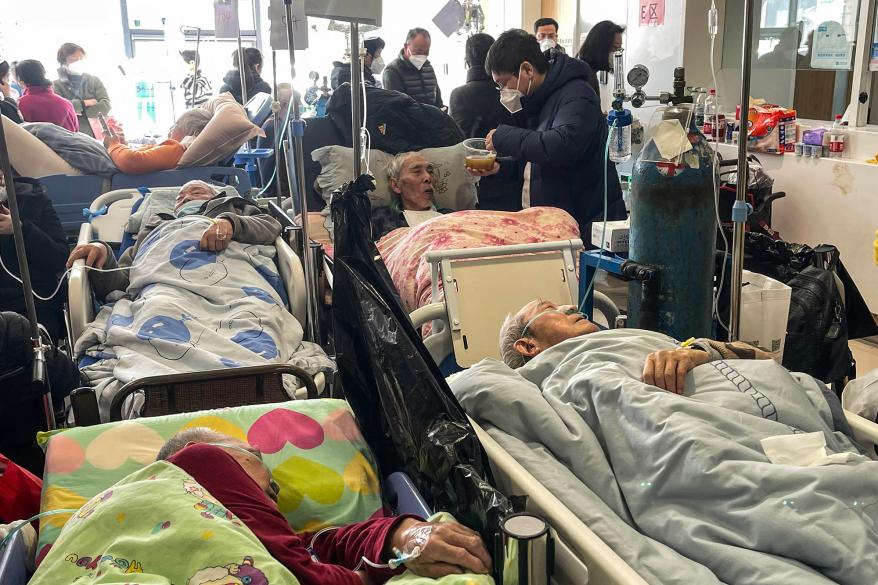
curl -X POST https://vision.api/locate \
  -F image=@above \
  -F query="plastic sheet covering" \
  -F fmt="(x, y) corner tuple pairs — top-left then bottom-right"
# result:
(330, 177), (510, 539)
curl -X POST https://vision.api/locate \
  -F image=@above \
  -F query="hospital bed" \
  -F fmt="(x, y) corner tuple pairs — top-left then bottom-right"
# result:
(67, 187), (326, 422)
(0, 400), (432, 585)
(410, 239), (878, 585)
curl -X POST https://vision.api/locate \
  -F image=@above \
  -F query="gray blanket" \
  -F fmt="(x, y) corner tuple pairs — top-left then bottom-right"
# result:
(449, 329), (878, 584)
(23, 122), (116, 176)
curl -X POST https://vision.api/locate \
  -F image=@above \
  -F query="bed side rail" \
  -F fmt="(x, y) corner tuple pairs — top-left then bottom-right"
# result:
(845, 410), (878, 458)
(108, 364), (318, 421)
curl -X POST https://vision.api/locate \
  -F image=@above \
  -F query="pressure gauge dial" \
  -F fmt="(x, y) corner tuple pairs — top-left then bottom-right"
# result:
(627, 65), (650, 90)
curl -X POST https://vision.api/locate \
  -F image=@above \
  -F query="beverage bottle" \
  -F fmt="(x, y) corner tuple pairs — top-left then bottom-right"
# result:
(694, 88), (706, 130)
(829, 115), (846, 158)
(703, 89), (718, 142)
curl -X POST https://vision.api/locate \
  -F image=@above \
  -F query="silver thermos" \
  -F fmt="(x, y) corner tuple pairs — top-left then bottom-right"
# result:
(494, 513), (554, 585)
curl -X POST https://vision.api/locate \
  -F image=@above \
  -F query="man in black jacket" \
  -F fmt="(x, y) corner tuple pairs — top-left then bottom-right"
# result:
(0, 176), (69, 342)
(469, 29), (624, 235)
(331, 37), (385, 90)
(383, 28), (444, 109)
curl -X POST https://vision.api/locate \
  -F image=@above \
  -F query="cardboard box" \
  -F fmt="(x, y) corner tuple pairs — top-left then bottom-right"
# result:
(591, 219), (630, 253)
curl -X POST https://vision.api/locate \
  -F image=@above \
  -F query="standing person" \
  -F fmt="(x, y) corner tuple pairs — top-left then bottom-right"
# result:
(383, 28), (444, 109)
(449, 33), (503, 139)
(53, 43), (111, 138)
(576, 21), (625, 99)
(468, 29), (624, 235)
(0, 60), (22, 124)
(534, 17), (565, 53)
(220, 47), (272, 105)
(331, 37), (386, 90)
(451, 33), (521, 212)
(179, 50), (212, 107)
(15, 60), (79, 132)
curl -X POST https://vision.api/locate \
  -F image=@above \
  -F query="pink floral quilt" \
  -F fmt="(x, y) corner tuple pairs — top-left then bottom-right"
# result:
(377, 207), (580, 315)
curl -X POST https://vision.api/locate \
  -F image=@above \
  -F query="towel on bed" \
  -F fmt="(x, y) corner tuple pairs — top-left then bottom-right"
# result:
(376, 207), (580, 315)
(449, 329), (878, 585)
(74, 217), (334, 420)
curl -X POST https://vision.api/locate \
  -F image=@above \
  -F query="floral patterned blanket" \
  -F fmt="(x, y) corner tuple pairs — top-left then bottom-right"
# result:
(377, 207), (580, 315)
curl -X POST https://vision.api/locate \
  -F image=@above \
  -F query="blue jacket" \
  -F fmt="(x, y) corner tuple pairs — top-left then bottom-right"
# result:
(492, 53), (624, 234)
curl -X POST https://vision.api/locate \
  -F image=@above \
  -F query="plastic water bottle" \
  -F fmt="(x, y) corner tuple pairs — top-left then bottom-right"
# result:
(829, 114), (846, 158)
(702, 89), (718, 142)
(694, 88), (706, 130)
(607, 109), (634, 163)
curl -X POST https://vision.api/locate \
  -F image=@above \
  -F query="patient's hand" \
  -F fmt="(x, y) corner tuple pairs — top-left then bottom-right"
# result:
(642, 348), (710, 395)
(200, 219), (234, 252)
(389, 519), (492, 578)
(67, 243), (109, 269)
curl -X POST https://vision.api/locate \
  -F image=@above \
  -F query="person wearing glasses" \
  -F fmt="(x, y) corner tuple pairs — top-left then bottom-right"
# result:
(156, 428), (492, 584)
(500, 299), (774, 394)
(466, 29), (624, 237)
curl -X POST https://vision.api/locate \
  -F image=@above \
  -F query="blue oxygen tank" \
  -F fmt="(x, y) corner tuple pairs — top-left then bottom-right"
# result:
(628, 104), (717, 340)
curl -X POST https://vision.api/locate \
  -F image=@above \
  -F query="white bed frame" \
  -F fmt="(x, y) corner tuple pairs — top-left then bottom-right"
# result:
(409, 241), (878, 584)
(68, 188), (322, 395)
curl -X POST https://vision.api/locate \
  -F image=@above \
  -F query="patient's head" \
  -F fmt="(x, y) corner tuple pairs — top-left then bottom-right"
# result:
(499, 299), (599, 368)
(157, 427), (279, 502)
(386, 152), (436, 212)
(169, 108), (212, 142)
(175, 180), (219, 212)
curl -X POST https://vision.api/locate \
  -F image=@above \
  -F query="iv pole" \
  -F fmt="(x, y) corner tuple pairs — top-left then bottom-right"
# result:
(0, 121), (55, 430)
(728, 0), (755, 341)
(282, 0), (320, 343)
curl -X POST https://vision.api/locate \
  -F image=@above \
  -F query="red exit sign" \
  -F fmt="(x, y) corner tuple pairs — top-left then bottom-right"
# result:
(640, 0), (666, 26)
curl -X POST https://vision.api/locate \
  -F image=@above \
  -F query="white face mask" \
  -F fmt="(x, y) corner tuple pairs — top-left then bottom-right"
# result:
(539, 38), (557, 52)
(409, 54), (428, 70)
(370, 55), (385, 75)
(66, 61), (85, 75)
(499, 68), (530, 114)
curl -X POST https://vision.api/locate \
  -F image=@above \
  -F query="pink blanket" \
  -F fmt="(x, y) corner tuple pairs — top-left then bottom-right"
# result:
(377, 207), (580, 314)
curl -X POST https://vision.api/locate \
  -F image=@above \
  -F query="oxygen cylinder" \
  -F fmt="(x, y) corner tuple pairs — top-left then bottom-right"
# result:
(628, 105), (717, 340)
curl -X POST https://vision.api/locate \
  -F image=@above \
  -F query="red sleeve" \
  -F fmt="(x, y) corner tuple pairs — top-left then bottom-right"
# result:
(168, 443), (408, 585)
(0, 453), (42, 524)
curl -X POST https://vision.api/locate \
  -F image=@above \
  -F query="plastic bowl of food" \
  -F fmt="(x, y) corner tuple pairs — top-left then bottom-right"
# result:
(463, 138), (497, 171)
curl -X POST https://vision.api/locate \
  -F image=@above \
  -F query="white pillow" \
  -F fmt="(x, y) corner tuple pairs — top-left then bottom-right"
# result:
(177, 92), (264, 167)
(311, 143), (478, 211)
(2, 115), (80, 178)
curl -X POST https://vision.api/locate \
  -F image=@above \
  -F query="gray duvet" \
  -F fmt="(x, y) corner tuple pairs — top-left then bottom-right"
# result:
(448, 329), (878, 584)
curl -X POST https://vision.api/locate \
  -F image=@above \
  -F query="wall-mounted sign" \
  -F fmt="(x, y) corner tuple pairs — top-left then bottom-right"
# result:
(214, 0), (240, 39)
(810, 21), (853, 70)
(639, 0), (665, 27)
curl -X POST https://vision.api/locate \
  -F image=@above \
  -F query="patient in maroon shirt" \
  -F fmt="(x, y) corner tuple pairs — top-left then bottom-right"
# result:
(159, 428), (492, 585)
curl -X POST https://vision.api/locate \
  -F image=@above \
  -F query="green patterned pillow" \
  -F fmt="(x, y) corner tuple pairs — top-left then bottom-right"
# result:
(37, 400), (383, 564)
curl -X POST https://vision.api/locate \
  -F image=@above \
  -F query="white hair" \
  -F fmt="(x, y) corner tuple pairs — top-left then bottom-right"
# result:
(499, 311), (529, 369)
(174, 108), (212, 137)
(179, 180), (219, 195)
(156, 427), (227, 461)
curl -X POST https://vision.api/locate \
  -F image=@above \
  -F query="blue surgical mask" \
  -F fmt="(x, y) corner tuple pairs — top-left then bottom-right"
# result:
(175, 200), (206, 218)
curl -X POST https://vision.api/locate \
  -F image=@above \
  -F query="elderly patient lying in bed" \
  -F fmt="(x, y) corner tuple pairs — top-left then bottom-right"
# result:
(66, 181), (333, 420)
(449, 298), (877, 584)
(29, 428), (492, 585)
(500, 299), (773, 393)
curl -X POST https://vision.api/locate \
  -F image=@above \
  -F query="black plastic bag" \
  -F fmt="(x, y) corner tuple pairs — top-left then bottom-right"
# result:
(330, 178), (510, 538)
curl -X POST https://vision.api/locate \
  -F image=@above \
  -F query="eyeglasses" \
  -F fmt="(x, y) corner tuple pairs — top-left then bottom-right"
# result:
(520, 306), (579, 338)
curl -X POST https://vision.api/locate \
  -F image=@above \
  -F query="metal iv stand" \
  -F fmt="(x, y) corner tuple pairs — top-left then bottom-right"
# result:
(728, 0), (756, 341)
(282, 0), (320, 343)
(0, 121), (55, 430)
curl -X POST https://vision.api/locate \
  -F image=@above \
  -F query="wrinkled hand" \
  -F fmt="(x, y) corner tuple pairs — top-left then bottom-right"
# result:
(66, 243), (109, 269)
(102, 134), (119, 149)
(465, 162), (500, 177)
(642, 348), (710, 394)
(0, 205), (11, 235)
(83, 98), (98, 107)
(390, 520), (492, 578)
(199, 219), (234, 252)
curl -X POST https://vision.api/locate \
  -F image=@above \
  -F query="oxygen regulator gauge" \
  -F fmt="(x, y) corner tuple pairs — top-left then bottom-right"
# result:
(627, 64), (650, 90)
